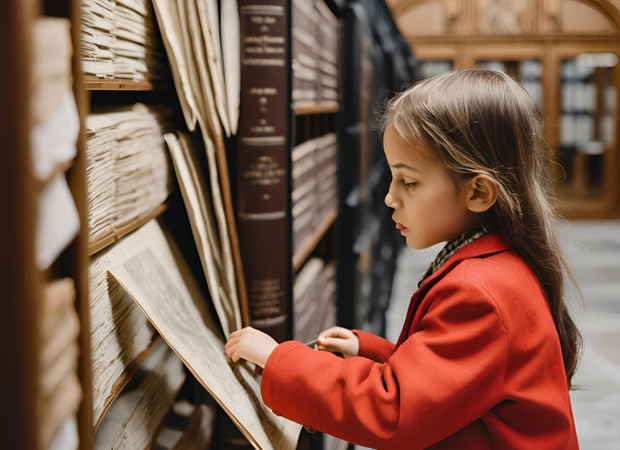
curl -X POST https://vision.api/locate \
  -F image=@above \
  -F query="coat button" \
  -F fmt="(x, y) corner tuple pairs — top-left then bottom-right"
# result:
(304, 425), (316, 434)
(273, 410), (282, 416)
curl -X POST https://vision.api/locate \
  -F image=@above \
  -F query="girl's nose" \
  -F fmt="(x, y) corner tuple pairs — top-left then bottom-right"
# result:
(385, 187), (398, 209)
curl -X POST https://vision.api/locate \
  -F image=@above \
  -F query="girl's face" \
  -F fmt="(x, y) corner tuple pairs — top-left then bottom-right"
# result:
(383, 124), (477, 250)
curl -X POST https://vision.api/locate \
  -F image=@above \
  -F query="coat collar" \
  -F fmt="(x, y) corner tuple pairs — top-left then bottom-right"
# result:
(395, 229), (515, 349)
(419, 229), (514, 288)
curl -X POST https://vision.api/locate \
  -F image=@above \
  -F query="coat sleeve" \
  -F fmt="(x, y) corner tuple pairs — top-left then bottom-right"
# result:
(260, 276), (509, 449)
(352, 329), (395, 363)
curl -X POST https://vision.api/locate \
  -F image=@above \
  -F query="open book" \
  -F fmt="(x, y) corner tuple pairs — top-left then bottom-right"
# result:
(107, 220), (301, 450)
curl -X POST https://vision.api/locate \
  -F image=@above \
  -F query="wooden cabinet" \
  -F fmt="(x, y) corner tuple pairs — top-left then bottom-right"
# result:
(393, 0), (620, 219)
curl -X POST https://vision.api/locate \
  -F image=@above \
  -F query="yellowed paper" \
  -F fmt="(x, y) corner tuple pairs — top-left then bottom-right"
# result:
(108, 220), (301, 450)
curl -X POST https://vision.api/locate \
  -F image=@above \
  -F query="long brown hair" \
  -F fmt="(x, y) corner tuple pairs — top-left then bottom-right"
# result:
(381, 69), (582, 388)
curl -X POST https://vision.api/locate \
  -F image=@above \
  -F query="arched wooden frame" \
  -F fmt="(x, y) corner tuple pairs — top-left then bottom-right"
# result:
(390, 0), (620, 31)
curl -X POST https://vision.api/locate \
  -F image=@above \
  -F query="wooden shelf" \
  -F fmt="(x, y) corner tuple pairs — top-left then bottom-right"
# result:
(83, 75), (170, 91)
(93, 334), (161, 433)
(88, 203), (169, 256)
(294, 102), (339, 116)
(293, 209), (338, 272)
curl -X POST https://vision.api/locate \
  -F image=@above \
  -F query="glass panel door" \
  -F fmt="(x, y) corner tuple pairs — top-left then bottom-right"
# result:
(557, 54), (616, 202)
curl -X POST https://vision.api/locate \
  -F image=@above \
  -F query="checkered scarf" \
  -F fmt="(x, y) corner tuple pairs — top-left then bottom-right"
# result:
(418, 227), (490, 288)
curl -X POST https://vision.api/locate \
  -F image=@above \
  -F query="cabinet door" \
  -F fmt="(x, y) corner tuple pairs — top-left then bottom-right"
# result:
(556, 54), (617, 215)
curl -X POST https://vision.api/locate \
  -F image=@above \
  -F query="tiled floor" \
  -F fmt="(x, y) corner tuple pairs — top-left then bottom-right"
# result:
(384, 221), (620, 449)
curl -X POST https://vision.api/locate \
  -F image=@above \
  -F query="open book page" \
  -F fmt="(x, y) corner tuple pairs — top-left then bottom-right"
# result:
(165, 131), (241, 337)
(108, 220), (301, 450)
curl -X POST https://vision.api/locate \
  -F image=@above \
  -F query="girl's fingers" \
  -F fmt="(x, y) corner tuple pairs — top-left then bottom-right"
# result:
(317, 337), (348, 352)
(318, 326), (350, 340)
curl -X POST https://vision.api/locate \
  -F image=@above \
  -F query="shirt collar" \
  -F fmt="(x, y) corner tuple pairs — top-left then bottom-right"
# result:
(418, 228), (514, 288)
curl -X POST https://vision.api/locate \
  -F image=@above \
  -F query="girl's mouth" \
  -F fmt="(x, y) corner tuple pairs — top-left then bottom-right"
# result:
(396, 222), (407, 231)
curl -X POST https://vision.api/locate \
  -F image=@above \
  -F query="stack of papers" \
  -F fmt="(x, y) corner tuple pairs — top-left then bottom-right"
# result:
(40, 278), (82, 449)
(86, 103), (174, 248)
(152, 0), (240, 136)
(89, 225), (160, 427)
(31, 17), (81, 270)
(81, 0), (168, 82)
(95, 340), (186, 449)
(164, 132), (242, 338)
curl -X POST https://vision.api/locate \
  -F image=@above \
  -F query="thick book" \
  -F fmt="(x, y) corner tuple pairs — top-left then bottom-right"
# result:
(236, 0), (290, 342)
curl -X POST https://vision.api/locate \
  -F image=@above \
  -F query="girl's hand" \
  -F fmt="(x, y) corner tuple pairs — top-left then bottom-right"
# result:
(317, 326), (359, 359)
(225, 327), (279, 369)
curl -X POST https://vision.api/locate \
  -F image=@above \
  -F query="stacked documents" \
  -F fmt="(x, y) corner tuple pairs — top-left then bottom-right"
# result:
(152, 0), (240, 136)
(164, 132), (242, 338)
(95, 340), (186, 450)
(40, 278), (82, 449)
(86, 103), (174, 249)
(82, 0), (167, 81)
(89, 224), (160, 427)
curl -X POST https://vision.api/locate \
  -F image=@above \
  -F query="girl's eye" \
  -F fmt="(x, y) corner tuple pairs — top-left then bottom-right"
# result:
(403, 181), (417, 188)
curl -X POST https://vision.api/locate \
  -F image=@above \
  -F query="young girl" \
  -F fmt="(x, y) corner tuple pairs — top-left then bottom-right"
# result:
(225, 69), (581, 449)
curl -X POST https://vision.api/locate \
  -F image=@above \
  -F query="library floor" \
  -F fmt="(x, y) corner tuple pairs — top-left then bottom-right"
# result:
(382, 220), (620, 450)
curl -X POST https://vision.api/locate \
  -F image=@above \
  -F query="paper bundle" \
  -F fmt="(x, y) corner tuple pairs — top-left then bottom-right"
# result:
(86, 103), (174, 248)
(89, 225), (162, 427)
(95, 340), (186, 450)
(81, 0), (168, 81)
(164, 131), (242, 338)
(152, 0), (240, 136)
(31, 17), (81, 270)
(39, 278), (82, 449)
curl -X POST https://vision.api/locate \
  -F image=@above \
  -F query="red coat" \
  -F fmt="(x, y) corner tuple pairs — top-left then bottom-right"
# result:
(261, 230), (579, 449)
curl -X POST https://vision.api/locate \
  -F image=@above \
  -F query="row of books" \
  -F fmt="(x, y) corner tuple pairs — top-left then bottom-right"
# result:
(293, 258), (337, 344)
(292, 0), (339, 107)
(292, 133), (338, 255)
(81, 0), (167, 82)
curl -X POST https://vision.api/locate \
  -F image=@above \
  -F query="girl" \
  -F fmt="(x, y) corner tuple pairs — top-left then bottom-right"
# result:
(225, 69), (581, 449)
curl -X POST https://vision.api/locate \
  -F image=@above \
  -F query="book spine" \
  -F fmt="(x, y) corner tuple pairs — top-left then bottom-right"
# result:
(237, 0), (290, 342)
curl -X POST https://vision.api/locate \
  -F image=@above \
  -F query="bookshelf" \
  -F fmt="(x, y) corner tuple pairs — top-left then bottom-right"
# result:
(402, 1), (620, 219)
(82, 76), (170, 91)
(1, 0), (413, 449)
(294, 103), (340, 115)
(293, 209), (338, 272)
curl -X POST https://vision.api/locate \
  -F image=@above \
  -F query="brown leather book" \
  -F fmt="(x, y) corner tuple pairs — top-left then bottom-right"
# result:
(237, 0), (291, 342)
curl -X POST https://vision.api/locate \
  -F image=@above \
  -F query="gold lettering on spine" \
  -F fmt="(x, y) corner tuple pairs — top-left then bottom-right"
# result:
(244, 155), (285, 185)
(249, 279), (285, 317)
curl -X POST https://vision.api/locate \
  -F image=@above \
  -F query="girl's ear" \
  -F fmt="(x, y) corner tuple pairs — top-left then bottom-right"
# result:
(465, 176), (497, 213)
